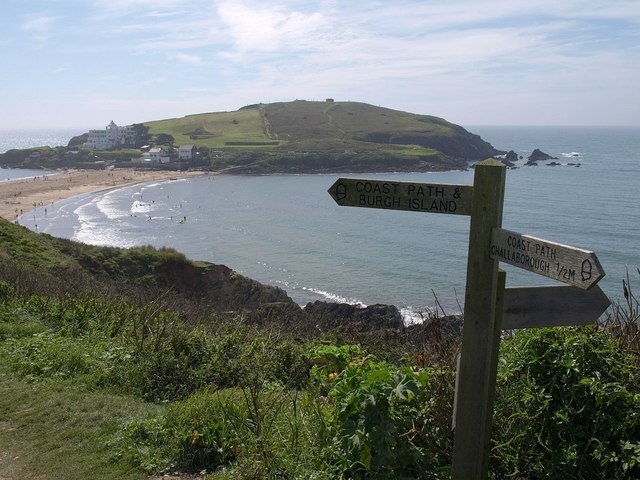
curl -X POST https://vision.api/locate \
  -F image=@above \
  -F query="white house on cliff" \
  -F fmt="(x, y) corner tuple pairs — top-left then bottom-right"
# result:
(84, 121), (136, 150)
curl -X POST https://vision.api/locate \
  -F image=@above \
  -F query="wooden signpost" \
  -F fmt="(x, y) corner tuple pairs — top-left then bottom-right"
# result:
(328, 178), (473, 215)
(327, 160), (609, 480)
(491, 227), (605, 290)
(501, 284), (610, 330)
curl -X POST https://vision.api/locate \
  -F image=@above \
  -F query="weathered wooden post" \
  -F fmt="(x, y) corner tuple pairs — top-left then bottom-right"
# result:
(327, 160), (609, 479)
(451, 159), (506, 479)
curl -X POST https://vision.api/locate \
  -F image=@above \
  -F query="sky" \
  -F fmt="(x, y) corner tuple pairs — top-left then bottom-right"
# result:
(1, 0), (639, 130)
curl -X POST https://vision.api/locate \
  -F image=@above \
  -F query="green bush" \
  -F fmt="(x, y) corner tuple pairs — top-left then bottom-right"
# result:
(309, 343), (366, 376)
(116, 386), (330, 477)
(0, 279), (14, 301)
(0, 319), (47, 340)
(115, 389), (239, 474)
(1, 290), (311, 402)
(4, 332), (105, 381)
(0, 296), (48, 340)
(103, 320), (216, 401)
(493, 327), (640, 479)
(326, 357), (451, 478)
(206, 323), (310, 391)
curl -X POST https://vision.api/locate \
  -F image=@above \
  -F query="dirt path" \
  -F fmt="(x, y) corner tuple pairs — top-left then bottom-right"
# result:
(0, 448), (18, 480)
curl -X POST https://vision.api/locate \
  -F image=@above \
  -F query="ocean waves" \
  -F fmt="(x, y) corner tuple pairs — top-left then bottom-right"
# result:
(13, 126), (640, 317)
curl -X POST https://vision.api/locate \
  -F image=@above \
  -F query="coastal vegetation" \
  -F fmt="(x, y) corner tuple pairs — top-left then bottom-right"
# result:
(0, 217), (638, 479)
(0, 100), (501, 173)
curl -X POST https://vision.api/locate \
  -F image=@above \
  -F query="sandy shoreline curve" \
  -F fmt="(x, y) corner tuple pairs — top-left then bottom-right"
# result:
(0, 168), (204, 222)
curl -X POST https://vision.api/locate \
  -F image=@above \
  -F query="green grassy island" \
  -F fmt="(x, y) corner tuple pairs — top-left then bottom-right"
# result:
(0, 100), (502, 173)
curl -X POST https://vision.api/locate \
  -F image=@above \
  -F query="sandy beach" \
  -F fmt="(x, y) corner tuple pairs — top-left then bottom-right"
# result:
(0, 168), (203, 222)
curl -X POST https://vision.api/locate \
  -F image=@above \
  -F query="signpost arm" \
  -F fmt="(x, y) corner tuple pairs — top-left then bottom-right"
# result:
(452, 159), (506, 479)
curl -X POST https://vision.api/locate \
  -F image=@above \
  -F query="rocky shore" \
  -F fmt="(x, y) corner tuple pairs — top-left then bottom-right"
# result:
(165, 258), (463, 343)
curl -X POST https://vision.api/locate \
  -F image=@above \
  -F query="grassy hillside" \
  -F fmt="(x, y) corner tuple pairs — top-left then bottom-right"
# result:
(145, 107), (273, 148)
(263, 100), (484, 154)
(144, 100), (500, 172)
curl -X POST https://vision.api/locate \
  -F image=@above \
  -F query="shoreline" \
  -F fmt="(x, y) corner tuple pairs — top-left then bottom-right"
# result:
(0, 168), (204, 222)
(1, 166), (476, 224)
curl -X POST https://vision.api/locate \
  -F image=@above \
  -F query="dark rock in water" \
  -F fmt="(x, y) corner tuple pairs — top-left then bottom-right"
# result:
(499, 159), (515, 167)
(525, 148), (558, 166)
(156, 258), (463, 348)
(505, 150), (519, 163)
(546, 161), (561, 166)
(304, 301), (404, 331)
(498, 150), (517, 167)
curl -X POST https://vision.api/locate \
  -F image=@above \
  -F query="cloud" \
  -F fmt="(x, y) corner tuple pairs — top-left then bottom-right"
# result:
(21, 14), (60, 32)
(171, 52), (205, 65)
(113, 0), (640, 79)
(215, 1), (330, 56)
(140, 76), (168, 86)
(20, 14), (61, 42)
(5, 0), (640, 127)
(88, 0), (185, 14)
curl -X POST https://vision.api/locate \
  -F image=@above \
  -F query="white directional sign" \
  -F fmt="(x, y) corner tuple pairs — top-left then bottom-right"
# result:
(490, 227), (605, 290)
(502, 285), (610, 330)
(328, 178), (473, 216)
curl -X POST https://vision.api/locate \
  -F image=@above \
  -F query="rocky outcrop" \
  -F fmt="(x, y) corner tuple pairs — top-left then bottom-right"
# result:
(303, 301), (404, 332)
(498, 150), (519, 167)
(144, 259), (294, 313)
(245, 301), (306, 330)
(506, 150), (523, 162)
(525, 148), (558, 166)
(199, 264), (293, 311)
(186, 264), (407, 334)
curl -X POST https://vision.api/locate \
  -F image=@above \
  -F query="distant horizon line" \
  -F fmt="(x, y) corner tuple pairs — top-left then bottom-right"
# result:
(2, 123), (640, 133)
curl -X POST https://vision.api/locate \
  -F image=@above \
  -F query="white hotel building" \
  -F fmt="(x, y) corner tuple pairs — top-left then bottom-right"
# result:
(84, 121), (136, 150)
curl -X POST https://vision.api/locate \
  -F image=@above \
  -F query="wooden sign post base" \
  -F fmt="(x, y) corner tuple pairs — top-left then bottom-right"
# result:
(327, 158), (609, 479)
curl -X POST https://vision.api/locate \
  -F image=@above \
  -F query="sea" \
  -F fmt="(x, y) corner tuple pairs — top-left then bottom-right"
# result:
(0, 129), (78, 182)
(2, 126), (638, 321)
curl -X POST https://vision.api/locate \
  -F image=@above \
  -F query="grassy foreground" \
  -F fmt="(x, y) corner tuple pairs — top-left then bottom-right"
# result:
(1, 280), (638, 479)
(0, 360), (160, 480)
(0, 218), (638, 478)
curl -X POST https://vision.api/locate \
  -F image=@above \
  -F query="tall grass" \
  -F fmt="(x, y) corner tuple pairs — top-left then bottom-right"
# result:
(1, 235), (639, 478)
(606, 268), (640, 360)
